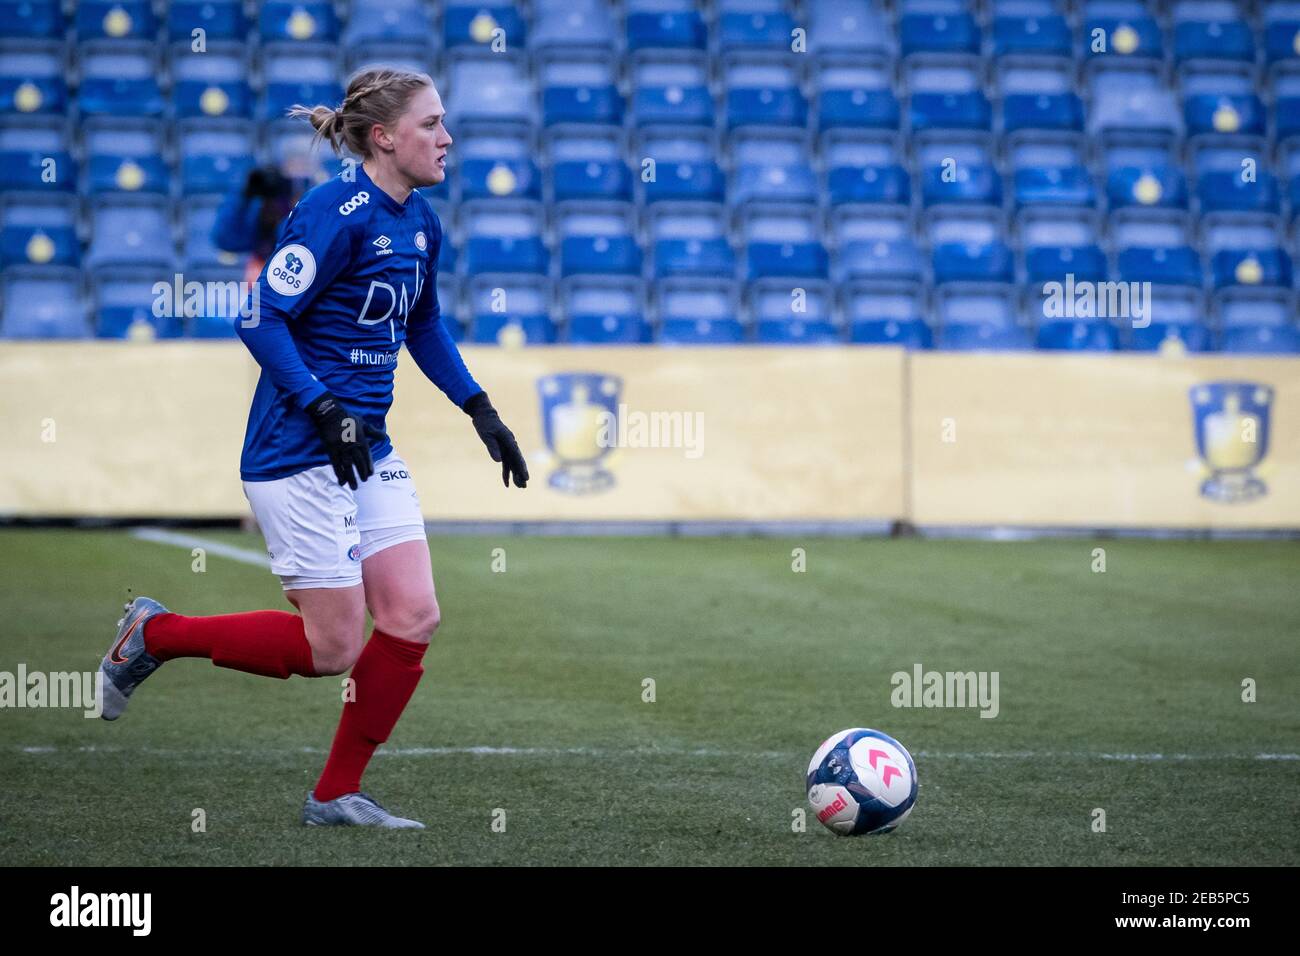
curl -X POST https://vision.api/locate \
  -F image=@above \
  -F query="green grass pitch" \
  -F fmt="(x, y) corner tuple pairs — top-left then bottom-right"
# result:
(0, 528), (1296, 866)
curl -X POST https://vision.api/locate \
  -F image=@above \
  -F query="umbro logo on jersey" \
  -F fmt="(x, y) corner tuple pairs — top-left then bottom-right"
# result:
(338, 191), (370, 215)
(373, 235), (393, 256)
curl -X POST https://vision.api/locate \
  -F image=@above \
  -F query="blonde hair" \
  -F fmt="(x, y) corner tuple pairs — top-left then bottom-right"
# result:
(288, 67), (433, 158)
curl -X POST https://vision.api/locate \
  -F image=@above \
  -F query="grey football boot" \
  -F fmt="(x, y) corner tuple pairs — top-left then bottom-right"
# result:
(98, 596), (168, 721)
(302, 791), (426, 829)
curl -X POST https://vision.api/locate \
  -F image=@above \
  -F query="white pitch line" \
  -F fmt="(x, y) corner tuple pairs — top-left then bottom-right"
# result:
(130, 528), (269, 568)
(14, 745), (1299, 761)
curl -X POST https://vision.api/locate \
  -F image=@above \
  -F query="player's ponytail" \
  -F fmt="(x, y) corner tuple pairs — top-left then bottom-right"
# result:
(288, 67), (434, 159)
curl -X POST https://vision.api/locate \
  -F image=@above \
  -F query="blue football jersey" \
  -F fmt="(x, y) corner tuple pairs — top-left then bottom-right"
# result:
(237, 165), (479, 481)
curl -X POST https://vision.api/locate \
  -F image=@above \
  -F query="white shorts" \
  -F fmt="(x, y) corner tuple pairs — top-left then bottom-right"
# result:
(243, 450), (427, 591)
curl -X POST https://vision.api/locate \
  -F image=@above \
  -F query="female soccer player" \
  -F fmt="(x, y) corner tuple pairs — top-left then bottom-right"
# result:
(97, 68), (528, 828)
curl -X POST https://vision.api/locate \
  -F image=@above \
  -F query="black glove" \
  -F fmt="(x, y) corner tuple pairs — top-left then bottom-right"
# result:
(305, 392), (385, 490)
(462, 391), (528, 488)
(244, 166), (289, 201)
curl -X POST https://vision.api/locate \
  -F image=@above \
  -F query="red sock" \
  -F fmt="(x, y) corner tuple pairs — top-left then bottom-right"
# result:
(313, 629), (428, 802)
(144, 611), (317, 679)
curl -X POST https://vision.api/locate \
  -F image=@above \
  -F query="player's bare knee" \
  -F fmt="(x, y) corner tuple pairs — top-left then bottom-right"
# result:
(375, 600), (440, 644)
(310, 635), (364, 675)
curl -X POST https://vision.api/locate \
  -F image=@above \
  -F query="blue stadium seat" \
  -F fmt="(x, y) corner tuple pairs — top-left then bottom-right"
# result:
(447, 56), (535, 126)
(557, 203), (642, 277)
(657, 278), (742, 344)
(1221, 325), (1300, 353)
(0, 195), (78, 268)
(1003, 92), (1084, 133)
(1, 266), (86, 338)
(445, 4), (526, 51)
(650, 205), (734, 279)
(1173, 3), (1256, 64)
(1264, 3), (1300, 64)
(178, 119), (255, 196)
(909, 86), (992, 134)
(468, 276), (556, 345)
(742, 208), (829, 279)
(532, 1), (617, 53)
(552, 158), (632, 203)
(461, 159), (541, 202)
(169, 0), (247, 42)
(993, 13), (1072, 58)
(939, 322), (1033, 350)
(0, 0), (62, 39)
(642, 155), (725, 203)
(899, 12), (980, 57)
(751, 277), (833, 326)
(1089, 68), (1180, 146)
(1197, 171), (1282, 216)
(719, 8), (798, 54)
(0, 117), (75, 192)
(91, 268), (186, 339)
(921, 161), (1003, 207)
(563, 276), (648, 343)
(1084, 9), (1163, 62)
(0, 41), (66, 116)
(258, 1), (338, 43)
(463, 201), (548, 275)
(261, 45), (341, 121)
(76, 0), (156, 40)
(1107, 166), (1189, 211)
(828, 163), (911, 207)
(1210, 249), (1293, 290)
(1117, 246), (1204, 287)
(541, 55), (622, 127)
(725, 57), (807, 129)
(84, 196), (174, 271)
(1129, 323), (1214, 352)
(815, 57), (900, 132)
(1013, 167), (1096, 208)
(340, 0), (431, 45)
(731, 133), (817, 206)
(631, 52), (714, 127)
(1025, 244), (1108, 284)
(1036, 320), (1120, 351)
(1126, 286), (1210, 351)
(77, 42), (164, 118)
(1217, 287), (1295, 327)
(171, 43), (252, 120)
(848, 316), (933, 347)
(843, 281), (929, 345)
(1184, 94), (1266, 138)
(932, 238), (1015, 284)
(754, 318), (841, 344)
(807, 0), (893, 57)
(838, 237), (925, 284)
(626, 1), (706, 52)
(84, 119), (169, 195)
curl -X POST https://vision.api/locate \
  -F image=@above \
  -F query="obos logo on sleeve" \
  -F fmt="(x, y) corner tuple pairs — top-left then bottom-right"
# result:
(267, 243), (316, 296)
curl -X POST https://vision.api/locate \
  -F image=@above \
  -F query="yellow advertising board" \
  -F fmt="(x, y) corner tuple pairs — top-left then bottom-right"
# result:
(0, 344), (906, 522)
(1, 343), (1296, 527)
(908, 353), (1300, 528)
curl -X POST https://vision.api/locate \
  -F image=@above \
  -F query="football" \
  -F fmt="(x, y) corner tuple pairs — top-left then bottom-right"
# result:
(806, 728), (918, 836)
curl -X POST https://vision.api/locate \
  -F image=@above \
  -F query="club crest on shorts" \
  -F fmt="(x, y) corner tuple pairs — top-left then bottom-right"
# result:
(347, 544), (361, 562)
(1189, 381), (1273, 503)
(536, 372), (622, 495)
